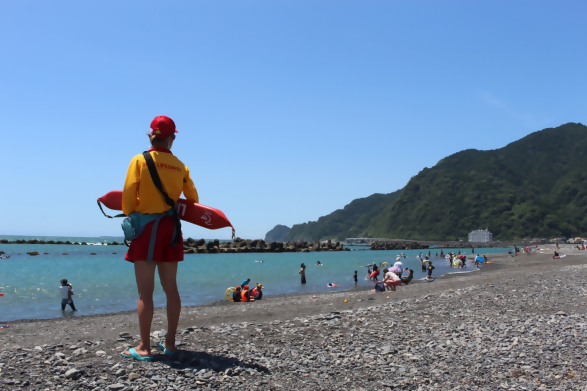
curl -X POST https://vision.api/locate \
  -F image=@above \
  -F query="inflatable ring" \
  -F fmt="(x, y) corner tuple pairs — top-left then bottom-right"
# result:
(225, 287), (236, 301)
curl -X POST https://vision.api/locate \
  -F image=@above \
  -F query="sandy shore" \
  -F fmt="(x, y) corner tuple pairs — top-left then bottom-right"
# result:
(1, 246), (586, 390)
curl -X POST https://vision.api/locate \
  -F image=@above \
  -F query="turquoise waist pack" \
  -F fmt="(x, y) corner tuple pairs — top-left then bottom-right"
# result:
(121, 209), (175, 261)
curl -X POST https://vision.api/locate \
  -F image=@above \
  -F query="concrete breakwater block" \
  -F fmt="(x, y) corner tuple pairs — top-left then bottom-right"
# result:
(0, 238), (122, 245)
(182, 237), (349, 254)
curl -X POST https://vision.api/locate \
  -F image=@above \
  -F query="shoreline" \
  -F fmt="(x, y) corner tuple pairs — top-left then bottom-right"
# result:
(3, 252), (487, 325)
(1, 247), (585, 390)
(3, 246), (555, 326)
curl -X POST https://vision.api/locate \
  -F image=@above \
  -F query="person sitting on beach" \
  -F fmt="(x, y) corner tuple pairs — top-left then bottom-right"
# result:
(241, 285), (255, 302)
(59, 279), (77, 312)
(232, 286), (242, 302)
(383, 268), (401, 291)
(251, 283), (264, 300)
(553, 251), (560, 259)
(241, 278), (251, 289)
(401, 269), (414, 285)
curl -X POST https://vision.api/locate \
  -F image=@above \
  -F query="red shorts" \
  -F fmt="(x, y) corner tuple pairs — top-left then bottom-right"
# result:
(125, 216), (184, 263)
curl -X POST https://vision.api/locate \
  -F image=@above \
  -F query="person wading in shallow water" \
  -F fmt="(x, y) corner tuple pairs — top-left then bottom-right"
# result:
(299, 263), (307, 284)
(120, 116), (199, 362)
(59, 279), (77, 312)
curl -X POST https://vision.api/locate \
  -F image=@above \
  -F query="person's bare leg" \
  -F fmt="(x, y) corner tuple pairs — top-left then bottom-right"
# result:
(123, 261), (156, 357)
(158, 262), (180, 352)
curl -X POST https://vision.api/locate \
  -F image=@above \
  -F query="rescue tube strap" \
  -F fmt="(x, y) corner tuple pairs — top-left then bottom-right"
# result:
(142, 152), (182, 247)
(97, 200), (125, 219)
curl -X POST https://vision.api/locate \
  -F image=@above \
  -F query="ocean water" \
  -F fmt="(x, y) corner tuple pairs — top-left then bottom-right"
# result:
(0, 239), (510, 322)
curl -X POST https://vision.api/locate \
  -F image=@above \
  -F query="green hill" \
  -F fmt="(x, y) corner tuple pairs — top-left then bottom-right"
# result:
(285, 190), (402, 241)
(276, 123), (587, 241)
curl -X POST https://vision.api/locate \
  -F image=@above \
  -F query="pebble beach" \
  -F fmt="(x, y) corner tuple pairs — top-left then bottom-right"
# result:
(1, 247), (586, 390)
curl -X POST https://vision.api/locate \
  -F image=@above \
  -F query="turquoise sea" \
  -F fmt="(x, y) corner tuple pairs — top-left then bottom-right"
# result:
(0, 236), (511, 322)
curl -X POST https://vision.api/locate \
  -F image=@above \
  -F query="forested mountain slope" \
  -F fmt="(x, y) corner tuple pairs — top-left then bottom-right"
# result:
(285, 190), (402, 241)
(369, 122), (587, 240)
(271, 123), (587, 241)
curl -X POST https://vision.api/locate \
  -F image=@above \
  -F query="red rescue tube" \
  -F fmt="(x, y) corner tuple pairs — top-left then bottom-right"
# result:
(97, 191), (235, 236)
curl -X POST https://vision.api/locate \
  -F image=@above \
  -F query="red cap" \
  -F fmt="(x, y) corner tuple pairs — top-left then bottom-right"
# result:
(150, 115), (178, 138)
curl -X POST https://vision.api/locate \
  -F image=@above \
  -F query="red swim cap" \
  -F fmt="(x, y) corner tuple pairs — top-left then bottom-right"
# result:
(150, 115), (178, 138)
(236, 286), (241, 290)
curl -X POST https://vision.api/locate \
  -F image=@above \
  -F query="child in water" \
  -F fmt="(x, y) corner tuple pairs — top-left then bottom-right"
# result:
(352, 270), (358, 284)
(427, 262), (435, 280)
(59, 279), (77, 311)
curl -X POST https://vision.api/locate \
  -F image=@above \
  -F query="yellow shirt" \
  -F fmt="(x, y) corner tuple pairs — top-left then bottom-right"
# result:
(122, 148), (199, 216)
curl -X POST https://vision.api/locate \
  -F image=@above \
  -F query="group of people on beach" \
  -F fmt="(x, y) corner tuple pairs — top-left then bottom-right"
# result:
(231, 278), (264, 302)
(371, 257), (421, 292)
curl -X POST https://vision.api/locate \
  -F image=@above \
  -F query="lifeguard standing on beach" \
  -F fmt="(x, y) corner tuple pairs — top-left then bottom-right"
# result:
(120, 116), (199, 361)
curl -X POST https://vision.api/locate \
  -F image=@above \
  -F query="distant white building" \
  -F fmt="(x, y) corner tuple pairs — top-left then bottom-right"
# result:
(468, 229), (493, 243)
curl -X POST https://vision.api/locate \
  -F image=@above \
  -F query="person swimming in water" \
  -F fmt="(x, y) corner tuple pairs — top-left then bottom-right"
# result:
(316, 260), (322, 266)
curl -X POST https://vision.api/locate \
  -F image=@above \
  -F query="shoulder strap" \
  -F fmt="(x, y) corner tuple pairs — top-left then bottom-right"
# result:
(143, 152), (175, 208)
(142, 151), (182, 247)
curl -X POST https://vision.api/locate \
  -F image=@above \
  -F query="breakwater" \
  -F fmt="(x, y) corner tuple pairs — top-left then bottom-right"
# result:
(0, 238), (121, 245)
(370, 241), (430, 250)
(183, 237), (347, 254)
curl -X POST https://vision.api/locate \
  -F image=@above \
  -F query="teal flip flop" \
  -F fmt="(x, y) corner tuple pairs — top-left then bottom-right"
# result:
(120, 348), (152, 362)
(157, 341), (177, 356)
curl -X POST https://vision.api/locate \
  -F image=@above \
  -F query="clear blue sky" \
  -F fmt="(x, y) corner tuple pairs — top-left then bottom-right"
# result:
(1, 1), (586, 239)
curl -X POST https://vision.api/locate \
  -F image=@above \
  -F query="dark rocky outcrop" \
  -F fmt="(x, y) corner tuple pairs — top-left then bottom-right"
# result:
(264, 225), (291, 242)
